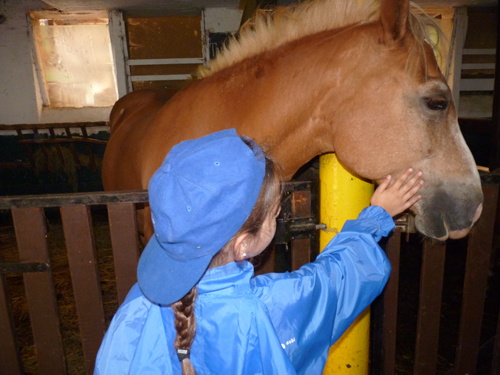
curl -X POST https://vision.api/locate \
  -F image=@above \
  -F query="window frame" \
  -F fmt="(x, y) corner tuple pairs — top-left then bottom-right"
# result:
(27, 10), (128, 122)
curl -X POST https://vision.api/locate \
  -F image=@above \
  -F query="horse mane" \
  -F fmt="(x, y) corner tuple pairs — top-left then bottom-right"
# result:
(198, 0), (441, 79)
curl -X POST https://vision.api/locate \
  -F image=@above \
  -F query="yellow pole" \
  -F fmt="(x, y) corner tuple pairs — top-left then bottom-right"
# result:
(319, 154), (374, 374)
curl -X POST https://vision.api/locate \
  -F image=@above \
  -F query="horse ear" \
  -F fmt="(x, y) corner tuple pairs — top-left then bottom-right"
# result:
(380, 0), (410, 43)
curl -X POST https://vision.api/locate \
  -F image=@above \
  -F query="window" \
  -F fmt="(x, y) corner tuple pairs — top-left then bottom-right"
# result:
(30, 11), (118, 108)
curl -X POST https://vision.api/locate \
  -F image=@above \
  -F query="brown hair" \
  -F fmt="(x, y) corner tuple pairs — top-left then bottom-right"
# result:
(171, 139), (283, 375)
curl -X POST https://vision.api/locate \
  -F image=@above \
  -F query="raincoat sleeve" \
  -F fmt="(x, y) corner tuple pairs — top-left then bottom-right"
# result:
(94, 284), (173, 375)
(252, 205), (393, 374)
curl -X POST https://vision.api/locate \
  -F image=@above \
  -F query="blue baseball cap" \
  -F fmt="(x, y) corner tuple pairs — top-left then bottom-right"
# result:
(137, 129), (266, 305)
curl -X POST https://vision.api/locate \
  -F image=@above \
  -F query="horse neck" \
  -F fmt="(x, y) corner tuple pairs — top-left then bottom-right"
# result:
(241, 27), (374, 179)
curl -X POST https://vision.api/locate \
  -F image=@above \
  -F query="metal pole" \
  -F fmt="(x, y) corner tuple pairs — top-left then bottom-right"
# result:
(319, 154), (374, 374)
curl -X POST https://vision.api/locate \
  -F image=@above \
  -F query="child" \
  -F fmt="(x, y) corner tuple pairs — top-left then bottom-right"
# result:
(94, 129), (423, 375)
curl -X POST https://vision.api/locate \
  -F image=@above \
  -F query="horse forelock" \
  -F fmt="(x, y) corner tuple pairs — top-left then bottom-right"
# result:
(407, 4), (446, 77)
(198, 0), (442, 79)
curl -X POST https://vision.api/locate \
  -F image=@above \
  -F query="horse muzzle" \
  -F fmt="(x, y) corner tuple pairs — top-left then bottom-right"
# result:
(412, 186), (484, 241)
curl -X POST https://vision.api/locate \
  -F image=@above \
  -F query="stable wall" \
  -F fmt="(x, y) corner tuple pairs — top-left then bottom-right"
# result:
(0, 1), (242, 126)
(0, 0), (46, 125)
(0, 0), (114, 125)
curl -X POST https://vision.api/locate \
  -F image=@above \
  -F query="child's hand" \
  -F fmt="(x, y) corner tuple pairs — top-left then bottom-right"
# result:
(371, 168), (423, 217)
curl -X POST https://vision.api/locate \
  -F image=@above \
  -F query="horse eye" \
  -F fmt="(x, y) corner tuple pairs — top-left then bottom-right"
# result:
(425, 97), (448, 111)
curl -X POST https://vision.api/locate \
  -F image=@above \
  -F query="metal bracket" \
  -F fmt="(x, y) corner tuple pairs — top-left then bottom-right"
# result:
(273, 180), (322, 245)
(394, 213), (417, 241)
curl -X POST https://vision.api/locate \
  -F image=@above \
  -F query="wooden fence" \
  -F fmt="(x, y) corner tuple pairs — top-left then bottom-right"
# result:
(0, 178), (499, 374)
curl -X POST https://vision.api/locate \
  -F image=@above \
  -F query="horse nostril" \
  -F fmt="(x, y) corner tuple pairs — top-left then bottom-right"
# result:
(472, 203), (483, 224)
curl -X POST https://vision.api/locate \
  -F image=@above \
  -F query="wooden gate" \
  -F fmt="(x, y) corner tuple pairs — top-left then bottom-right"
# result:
(0, 178), (499, 374)
(0, 191), (146, 375)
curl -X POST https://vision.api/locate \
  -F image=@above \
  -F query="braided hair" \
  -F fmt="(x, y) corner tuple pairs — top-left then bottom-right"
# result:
(172, 286), (198, 374)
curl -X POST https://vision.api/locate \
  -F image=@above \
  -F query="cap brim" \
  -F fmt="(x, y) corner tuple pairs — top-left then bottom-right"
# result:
(137, 234), (212, 305)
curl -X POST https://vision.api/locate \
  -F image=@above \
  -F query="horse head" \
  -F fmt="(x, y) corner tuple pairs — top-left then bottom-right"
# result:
(103, 0), (483, 242)
(314, 0), (483, 240)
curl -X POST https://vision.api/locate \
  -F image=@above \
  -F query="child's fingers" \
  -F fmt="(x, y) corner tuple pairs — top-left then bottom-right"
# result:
(403, 194), (422, 210)
(404, 180), (424, 199)
(393, 168), (413, 190)
(407, 171), (423, 186)
(377, 175), (392, 192)
(401, 172), (423, 195)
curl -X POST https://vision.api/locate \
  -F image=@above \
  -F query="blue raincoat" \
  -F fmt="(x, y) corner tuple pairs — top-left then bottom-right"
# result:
(95, 206), (393, 374)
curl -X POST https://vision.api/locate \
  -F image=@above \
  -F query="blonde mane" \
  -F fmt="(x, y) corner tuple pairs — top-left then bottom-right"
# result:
(198, 0), (440, 79)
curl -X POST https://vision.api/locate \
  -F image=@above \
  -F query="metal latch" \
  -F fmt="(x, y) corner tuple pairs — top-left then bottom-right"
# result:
(274, 217), (326, 244)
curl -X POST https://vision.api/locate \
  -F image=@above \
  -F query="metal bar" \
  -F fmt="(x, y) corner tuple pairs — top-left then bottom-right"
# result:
(127, 57), (204, 65)
(0, 272), (23, 375)
(275, 188), (293, 270)
(64, 127), (82, 169)
(309, 180), (320, 262)
(18, 137), (108, 146)
(0, 190), (148, 209)
(0, 122), (108, 130)
(290, 190), (312, 270)
(382, 231), (402, 375)
(17, 129), (36, 170)
(12, 207), (66, 375)
(80, 126), (97, 172)
(394, 213), (416, 234)
(49, 127), (65, 168)
(60, 205), (105, 375)
(130, 74), (192, 81)
(32, 128), (49, 170)
(283, 181), (315, 193)
(413, 241), (446, 375)
(454, 182), (499, 374)
(107, 203), (140, 305)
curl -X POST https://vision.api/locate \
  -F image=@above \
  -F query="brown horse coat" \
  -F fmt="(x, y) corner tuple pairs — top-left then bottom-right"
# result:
(103, 0), (483, 241)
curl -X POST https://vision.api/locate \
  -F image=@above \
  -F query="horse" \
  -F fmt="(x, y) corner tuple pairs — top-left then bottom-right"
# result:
(102, 0), (483, 243)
